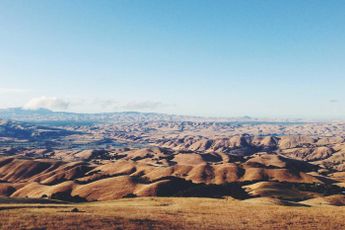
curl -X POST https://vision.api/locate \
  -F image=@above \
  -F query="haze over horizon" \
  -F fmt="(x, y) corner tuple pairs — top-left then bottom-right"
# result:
(1, 0), (345, 119)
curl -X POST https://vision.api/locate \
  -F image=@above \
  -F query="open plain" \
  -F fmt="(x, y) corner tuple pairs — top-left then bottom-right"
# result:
(1, 197), (345, 230)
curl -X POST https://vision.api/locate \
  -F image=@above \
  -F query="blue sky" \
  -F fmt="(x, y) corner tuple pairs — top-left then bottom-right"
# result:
(0, 0), (344, 119)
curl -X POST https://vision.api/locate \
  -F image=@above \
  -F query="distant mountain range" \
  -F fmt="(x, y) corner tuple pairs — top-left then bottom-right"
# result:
(0, 107), (304, 124)
(0, 119), (76, 140)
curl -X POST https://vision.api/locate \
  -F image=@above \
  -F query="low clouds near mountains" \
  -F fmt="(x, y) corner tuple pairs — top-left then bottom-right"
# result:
(329, 99), (339, 103)
(93, 100), (168, 111)
(22, 97), (171, 112)
(0, 88), (30, 94)
(120, 101), (166, 110)
(23, 97), (70, 111)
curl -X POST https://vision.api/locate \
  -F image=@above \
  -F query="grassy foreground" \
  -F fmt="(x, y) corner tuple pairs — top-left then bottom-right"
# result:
(0, 197), (344, 230)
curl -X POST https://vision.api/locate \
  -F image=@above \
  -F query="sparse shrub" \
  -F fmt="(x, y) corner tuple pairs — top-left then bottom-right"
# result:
(70, 208), (80, 213)
(123, 193), (137, 198)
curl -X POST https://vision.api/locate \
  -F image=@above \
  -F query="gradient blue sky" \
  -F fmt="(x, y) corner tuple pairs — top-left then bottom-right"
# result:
(0, 0), (344, 119)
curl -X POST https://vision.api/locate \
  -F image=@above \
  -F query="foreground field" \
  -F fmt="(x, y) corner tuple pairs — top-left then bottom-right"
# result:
(0, 197), (344, 230)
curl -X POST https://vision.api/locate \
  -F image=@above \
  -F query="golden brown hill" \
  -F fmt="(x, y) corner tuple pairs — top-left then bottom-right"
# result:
(301, 194), (345, 206)
(0, 157), (92, 184)
(0, 147), (334, 202)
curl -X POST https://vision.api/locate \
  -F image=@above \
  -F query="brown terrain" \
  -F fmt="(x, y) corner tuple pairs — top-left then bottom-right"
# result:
(1, 118), (345, 229)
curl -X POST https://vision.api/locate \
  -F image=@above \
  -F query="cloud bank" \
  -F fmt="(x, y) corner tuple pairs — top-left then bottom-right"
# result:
(85, 100), (167, 111)
(0, 88), (29, 94)
(23, 97), (70, 111)
(22, 97), (171, 113)
(120, 101), (165, 110)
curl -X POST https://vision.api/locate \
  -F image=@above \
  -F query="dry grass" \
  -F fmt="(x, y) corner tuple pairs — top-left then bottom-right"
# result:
(0, 197), (345, 229)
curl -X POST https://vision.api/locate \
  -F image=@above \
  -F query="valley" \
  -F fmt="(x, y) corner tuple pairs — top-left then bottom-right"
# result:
(1, 113), (345, 229)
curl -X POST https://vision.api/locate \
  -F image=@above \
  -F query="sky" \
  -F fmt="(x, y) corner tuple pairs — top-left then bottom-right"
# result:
(0, 0), (345, 119)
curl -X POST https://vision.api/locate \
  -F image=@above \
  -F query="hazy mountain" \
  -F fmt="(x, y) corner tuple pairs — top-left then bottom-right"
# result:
(0, 119), (76, 140)
(0, 107), (303, 124)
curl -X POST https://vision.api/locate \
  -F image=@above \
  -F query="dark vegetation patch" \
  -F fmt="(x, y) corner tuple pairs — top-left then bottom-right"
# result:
(293, 183), (345, 196)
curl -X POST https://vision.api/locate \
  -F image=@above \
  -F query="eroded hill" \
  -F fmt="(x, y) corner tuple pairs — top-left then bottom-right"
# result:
(1, 119), (345, 204)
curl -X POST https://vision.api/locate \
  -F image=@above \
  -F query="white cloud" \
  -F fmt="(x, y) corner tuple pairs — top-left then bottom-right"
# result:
(0, 88), (29, 94)
(120, 101), (165, 110)
(23, 96), (70, 111)
(329, 99), (339, 103)
(21, 97), (172, 113)
(85, 99), (168, 111)
(94, 99), (120, 109)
